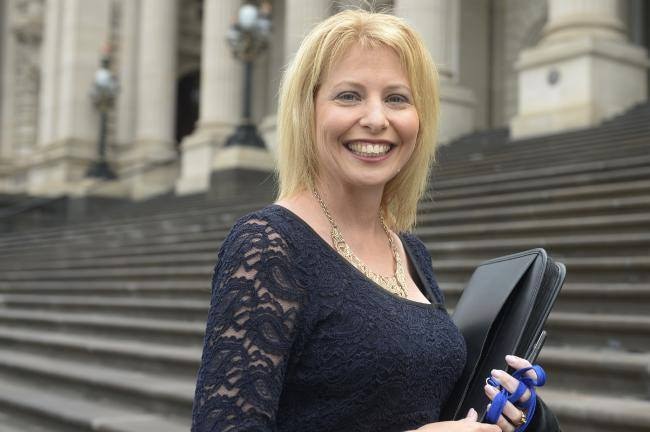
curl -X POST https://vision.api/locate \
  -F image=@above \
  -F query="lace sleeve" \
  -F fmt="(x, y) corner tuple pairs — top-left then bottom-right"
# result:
(191, 217), (306, 432)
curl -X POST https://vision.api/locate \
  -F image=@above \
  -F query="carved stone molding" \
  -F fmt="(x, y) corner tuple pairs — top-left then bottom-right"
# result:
(11, 0), (44, 46)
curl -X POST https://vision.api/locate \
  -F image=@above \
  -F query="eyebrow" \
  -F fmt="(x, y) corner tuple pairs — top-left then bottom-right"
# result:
(331, 80), (412, 94)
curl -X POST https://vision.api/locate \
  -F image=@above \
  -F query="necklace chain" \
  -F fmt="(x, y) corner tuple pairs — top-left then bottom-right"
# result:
(312, 189), (408, 298)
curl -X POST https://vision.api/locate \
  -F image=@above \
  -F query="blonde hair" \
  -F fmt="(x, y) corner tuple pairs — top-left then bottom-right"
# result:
(276, 9), (439, 231)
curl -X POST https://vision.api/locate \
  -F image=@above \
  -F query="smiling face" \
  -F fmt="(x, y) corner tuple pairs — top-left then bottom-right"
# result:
(314, 43), (419, 194)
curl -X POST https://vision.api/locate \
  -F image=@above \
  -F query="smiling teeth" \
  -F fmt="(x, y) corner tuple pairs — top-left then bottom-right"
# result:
(348, 142), (391, 156)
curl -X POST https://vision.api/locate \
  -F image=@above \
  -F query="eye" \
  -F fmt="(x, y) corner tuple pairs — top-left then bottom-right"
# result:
(386, 94), (410, 104)
(335, 91), (361, 102)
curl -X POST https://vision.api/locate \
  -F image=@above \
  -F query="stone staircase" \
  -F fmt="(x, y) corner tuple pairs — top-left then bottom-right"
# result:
(0, 102), (648, 431)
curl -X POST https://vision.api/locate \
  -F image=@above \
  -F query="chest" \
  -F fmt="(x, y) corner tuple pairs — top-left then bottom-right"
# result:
(286, 276), (465, 401)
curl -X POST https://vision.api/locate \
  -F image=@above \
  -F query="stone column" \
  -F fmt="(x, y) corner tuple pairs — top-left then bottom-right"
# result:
(0, 0), (15, 163)
(511, 0), (650, 139)
(27, 0), (112, 197)
(284, 0), (330, 61)
(175, 0), (242, 195)
(38, 0), (62, 150)
(115, 0), (139, 150)
(394, 0), (476, 144)
(256, 0), (330, 158)
(0, 0), (16, 193)
(131, 0), (179, 200)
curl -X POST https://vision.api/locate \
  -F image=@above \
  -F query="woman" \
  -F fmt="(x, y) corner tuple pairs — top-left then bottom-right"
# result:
(192, 9), (559, 432)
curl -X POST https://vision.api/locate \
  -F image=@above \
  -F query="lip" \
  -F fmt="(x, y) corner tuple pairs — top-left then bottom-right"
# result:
(344, 140), (394, 162)
(344, 139), (395, 146)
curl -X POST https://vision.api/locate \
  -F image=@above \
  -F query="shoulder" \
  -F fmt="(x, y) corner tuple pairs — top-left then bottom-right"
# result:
(221, 205), (294, 253)
(399, 231), (431, 265)
(399, 231), (447, 306)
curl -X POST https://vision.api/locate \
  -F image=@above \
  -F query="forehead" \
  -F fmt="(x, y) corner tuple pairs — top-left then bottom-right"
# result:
(321, 43), (409, 87)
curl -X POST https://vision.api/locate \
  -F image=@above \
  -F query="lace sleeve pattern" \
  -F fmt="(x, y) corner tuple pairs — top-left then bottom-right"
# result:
(191, 215), (306, 432)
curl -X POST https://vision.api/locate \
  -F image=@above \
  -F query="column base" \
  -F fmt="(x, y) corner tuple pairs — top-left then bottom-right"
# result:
(208, 168), (276, 202)
(21, 138), (132, 198)
(438, 82), (477, 144)
(175, 125), (230, 196)
(131, 159), (180, 201)
(212, 145), (275, 172)
(511, 37), (650, 140)
(259, 114), (278, 155)
(208, 145), (276, 201)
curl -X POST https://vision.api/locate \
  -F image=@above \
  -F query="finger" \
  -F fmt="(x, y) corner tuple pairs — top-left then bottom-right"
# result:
(496, 414), (516, 432)
(463, 407), (478, 422)
(505, 355), (537, 380)
(490, 369), (532, 403)
(484, 383), (526, 425)
(485, 405), (508, 432)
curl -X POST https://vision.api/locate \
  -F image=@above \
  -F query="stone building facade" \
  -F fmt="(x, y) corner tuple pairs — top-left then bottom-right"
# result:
(0, 0), (648, 201)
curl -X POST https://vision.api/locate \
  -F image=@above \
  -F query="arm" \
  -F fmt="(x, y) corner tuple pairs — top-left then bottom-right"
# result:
(191, 217), (306, 432)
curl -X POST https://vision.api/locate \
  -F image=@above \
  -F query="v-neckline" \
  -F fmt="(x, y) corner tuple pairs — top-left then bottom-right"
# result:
(269, 204), (442, 310)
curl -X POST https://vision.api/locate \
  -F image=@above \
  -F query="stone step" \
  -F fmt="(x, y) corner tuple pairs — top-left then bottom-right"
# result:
(444, 306), (648, 353)
(0, 327), (200, 378)
(5, 238), (220, 263)
(0, 410), (56, 432)
(546, 312), (650, 352)
(439, 131), (650, 173)
(439, 137), (650, 179)
(0, 309), (204, 346)
(1, 252), (218, 271)
(0, 348), (194, 418)
(539, 346), (650, 400)
(0, 199), (259, 246)
(434, 153), (650, 196)
(426, 232), (650, 259)
(0, 264), (213, 281)
(3, 188), (650, 265)
(0, 295), (208, 320)
(416, 213), (650, 242)
(423, 177), (650, 213)
(2, 230), (649, 274)
(4, 205), (649, 262)
(441, 282), (650, 315)
(1, 256), (648, 284)
(4, 195), (650, 265)
(420, 194), (650, 227)
(0, 280), (209, 299)
(436, 256), (650, 283)
(0, 377), (189, 432)
(1, 164), (649, 254)
(540, 388), (650, 432)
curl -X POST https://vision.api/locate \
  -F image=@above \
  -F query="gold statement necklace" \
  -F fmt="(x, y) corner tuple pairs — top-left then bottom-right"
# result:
(313, 189), (408, 298)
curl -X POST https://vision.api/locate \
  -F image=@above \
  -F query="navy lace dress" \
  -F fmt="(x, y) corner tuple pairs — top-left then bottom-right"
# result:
(191, 205), (467, 432)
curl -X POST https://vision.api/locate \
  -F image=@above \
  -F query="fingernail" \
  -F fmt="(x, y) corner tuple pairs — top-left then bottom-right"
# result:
(484, 384), (494, 392)
(506, 355), (516, 361)
(468, 408), (476, 415)
(491, 369), (504, 376)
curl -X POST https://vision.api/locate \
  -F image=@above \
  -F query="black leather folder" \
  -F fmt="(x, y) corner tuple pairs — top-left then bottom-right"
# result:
(440, 248), (566, 421)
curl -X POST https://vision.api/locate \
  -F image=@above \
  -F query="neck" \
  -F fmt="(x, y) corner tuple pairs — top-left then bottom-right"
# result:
(314, 180), (385, 239)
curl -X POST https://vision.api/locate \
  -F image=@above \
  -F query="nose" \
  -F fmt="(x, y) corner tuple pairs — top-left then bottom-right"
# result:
(359, 99), (389, 132)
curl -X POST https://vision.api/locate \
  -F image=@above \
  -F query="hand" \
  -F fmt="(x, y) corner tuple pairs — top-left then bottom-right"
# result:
(410, 408), (501, 431)
(483, 355), (537, 431)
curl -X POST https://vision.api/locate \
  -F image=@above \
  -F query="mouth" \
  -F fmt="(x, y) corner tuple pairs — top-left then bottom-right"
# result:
(344, 141), (395, 158)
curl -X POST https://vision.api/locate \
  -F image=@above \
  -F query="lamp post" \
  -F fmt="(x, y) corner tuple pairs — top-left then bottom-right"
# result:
(86, 48), (119, 180)
(224, 1), (272, 148)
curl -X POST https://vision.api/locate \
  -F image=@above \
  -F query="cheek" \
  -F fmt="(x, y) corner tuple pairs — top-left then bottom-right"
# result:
(317, 108), (356, 145)
(398, 111), (420, 147)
